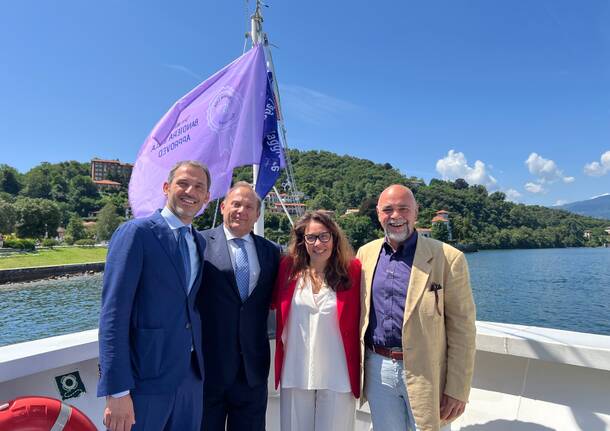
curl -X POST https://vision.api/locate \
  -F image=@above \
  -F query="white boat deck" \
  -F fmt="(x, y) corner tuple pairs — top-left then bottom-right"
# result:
(1, 321), (609, 430)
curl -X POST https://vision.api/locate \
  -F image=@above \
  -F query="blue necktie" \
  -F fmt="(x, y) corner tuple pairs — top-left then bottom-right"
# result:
(177, 226), (191, 293)
(233, 238), (250, 302)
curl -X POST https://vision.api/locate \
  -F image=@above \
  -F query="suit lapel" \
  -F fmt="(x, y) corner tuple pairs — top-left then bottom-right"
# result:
(360, 238), (384, 339)
(149, 211), (187, 293)
(189, 231), (206, 300)
(208, 226), (242, 300)
(404, 236), (433, 323)
(336, 285), (347, 327)
(250, 234), (266, 296)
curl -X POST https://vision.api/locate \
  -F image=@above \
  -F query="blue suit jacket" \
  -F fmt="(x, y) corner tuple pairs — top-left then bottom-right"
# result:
(97, 210), (205, 396)
(197, 225), (280, 389)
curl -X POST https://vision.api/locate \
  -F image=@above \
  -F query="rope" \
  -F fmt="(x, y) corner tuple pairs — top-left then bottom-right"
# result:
(243, 0), (250, 54)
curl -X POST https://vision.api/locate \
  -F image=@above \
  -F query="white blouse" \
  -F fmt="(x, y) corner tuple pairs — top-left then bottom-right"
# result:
(281, 276), (351, 393)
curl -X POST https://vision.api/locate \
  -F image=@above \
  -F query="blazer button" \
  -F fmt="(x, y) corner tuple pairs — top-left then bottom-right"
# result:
(186, 323), (191, 329)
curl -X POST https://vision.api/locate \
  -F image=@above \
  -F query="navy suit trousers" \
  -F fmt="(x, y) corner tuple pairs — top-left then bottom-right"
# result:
(130, 355), (203, 431)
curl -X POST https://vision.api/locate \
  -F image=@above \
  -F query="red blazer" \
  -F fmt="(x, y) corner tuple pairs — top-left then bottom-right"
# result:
(272, 256), (362, 398)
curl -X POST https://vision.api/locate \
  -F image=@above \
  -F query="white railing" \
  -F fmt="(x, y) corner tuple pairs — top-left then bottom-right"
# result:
(1, 323), (610, 430)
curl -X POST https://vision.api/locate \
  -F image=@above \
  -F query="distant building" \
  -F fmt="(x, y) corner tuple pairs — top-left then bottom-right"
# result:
(93, 179), (122, 190)
(344, 208), (359, 216)
(417, 227), (432, 238)
(91, 158), (133, 187)
(269, 202), (306, 216)
(264, 190), (305, 216)
(605, 227), (610, 236)
(56, 227), (65, 241)
(431, 209), (452, 241)
(584, 230), (592, 240)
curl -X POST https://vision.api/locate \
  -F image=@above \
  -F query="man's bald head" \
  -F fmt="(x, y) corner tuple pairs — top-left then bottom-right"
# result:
(376, 184), (419, 249)
(378, 185), (417, 208)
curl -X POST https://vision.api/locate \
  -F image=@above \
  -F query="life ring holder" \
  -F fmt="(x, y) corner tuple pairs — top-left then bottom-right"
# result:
(0, 396), (97, 430)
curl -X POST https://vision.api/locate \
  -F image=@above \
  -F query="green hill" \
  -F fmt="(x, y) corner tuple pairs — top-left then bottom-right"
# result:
(199, 149), (609, 249)
(2, 151), (608, 249)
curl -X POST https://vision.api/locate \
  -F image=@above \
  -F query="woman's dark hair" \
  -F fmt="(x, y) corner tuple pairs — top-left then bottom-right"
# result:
(286, 210), (354, 292)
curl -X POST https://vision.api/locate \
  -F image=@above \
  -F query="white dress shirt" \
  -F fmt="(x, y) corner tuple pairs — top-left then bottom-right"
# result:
(281, 277), (351, 393)
(161, 207), (199, 293)
(223, 225), (260, 296)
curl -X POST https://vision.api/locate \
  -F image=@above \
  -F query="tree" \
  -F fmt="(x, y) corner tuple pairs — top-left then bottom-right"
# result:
(22, 163), (53, 199)
(69, 175), (100, 216)
(431, 222), (450, 243)
(310, 192), (334, 211)
(65, 214), (87, 243)
(358, 197), (378, 226)
(0, 164), (22, 195)
(337, 214), (381, 250)
(0, 200), (17, 233)
(96, 203), (122, 241)
(453, 178), (469, 190)
(14, 197), (61, 238)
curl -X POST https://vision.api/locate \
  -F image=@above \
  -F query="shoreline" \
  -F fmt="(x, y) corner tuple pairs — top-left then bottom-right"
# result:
(0, 262), (105, 285)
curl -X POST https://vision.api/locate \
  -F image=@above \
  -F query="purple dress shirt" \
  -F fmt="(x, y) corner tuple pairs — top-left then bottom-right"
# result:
(365, 232), (418, 348)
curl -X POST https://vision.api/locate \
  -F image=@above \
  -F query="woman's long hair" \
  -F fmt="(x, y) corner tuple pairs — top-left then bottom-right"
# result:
(286, 211), (354, 292)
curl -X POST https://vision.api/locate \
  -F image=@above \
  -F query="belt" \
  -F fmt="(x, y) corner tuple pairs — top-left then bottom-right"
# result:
(371, 345), (403, 361)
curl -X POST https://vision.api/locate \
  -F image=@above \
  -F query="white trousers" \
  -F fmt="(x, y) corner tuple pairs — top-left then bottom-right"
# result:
(280, 387), (356, 431)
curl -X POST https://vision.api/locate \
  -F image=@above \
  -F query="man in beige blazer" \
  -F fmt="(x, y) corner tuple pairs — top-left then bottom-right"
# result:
(357, 184), (476, 431)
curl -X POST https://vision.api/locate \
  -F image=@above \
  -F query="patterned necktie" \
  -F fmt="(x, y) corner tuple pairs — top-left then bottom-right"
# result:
(177, 226), (191, 293)
(233, 238), (250, 302)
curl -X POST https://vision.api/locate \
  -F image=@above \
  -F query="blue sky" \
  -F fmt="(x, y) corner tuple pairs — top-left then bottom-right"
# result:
(1, 0), (609, 206)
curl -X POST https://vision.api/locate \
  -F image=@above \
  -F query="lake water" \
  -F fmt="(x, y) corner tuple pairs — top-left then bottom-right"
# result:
(1, 247), (609, 347)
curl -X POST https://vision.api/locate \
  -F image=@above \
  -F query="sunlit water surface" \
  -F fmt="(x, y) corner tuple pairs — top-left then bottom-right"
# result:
(1, 247), (609, 347)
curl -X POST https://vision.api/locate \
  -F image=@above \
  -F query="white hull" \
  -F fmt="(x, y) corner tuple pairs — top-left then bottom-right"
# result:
(1, 322), (609, 430)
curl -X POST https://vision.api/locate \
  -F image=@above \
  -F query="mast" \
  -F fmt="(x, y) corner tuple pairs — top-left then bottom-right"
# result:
(251, 0), (265, 235)
(249, 0), (301, 234)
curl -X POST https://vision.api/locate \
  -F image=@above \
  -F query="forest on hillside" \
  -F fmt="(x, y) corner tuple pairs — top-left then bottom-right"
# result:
(1, 149), (608, 249)
(197, 149), (610, 249)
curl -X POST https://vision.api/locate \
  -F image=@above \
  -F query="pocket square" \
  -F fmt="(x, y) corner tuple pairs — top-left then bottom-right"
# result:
(430, 283), (443, 316)
(430, 282), (442, 292)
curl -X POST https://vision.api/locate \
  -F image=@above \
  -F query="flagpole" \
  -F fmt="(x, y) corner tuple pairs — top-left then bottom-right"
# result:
(251, 0), (265, 236)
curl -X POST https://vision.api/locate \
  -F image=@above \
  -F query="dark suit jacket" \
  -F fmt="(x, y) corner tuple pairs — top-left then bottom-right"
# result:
(197, 225), (280, 389)
(97, 210), (205, 396)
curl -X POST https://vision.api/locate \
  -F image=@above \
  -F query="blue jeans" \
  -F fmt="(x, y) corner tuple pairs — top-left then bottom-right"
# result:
(364, 349), (419, 431)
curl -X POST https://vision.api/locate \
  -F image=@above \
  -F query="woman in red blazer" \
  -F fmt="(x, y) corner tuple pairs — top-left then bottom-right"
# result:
(272, 210), (361, 431)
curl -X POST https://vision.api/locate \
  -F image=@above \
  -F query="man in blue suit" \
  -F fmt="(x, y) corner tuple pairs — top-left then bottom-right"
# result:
(98, 160), (211, 431)
(198, 181), (280, 431)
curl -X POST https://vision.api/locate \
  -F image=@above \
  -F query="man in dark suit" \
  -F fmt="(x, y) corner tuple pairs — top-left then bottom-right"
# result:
(198, 181), (280, 431)
(98, 160), (210, 431)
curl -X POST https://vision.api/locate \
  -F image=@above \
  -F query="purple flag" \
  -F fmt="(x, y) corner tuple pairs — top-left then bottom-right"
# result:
(129, 45), (267, 218)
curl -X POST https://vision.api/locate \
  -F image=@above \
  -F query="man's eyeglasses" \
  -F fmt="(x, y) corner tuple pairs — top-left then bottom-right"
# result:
(303, 232), (332, 244)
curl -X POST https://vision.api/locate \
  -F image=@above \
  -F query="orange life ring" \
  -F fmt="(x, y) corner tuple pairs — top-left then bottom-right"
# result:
(0, 396), (97, 431)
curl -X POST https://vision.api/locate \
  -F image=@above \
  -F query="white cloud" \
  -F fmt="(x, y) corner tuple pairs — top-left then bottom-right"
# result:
(163, 64), (203, 81)
(505, 188), (522, 202)
(525, 153), (574, 184)
(435, 150), (498, 189)
(280, 84), (361, 125)
(591, 192), (610, 199)
(553, 200), (568, 206)
(525, 182), (545, 194)
(584, 150), (610, 176)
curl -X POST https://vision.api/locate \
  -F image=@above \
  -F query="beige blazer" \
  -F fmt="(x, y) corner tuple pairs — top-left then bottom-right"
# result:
(357, 236), (476, 431)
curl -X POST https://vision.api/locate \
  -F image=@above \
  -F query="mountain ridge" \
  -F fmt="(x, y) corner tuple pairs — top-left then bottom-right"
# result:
(557, 194), (610, 221)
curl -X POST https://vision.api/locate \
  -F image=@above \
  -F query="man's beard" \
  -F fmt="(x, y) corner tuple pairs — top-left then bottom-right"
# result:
(383, 219), (413, 244)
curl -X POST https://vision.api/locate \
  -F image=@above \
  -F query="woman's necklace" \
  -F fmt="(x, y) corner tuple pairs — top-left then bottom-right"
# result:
(308, 269), (325, 294)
